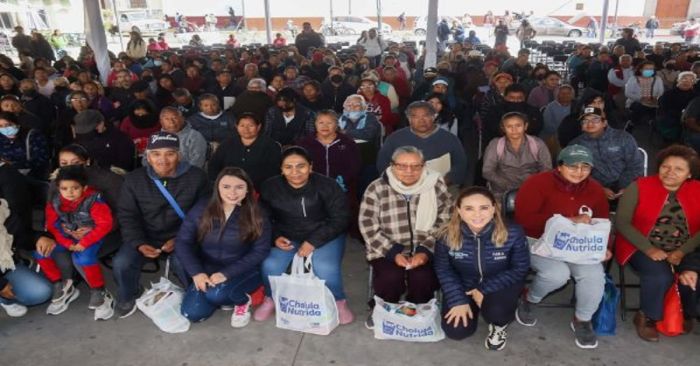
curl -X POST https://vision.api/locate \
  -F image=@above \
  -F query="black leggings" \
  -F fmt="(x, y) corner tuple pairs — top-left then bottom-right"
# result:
(441, 283), (523, 340)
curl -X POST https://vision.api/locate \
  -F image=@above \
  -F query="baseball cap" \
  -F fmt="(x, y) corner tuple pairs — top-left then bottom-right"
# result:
(74, 110), (105, 135)
(424, 67), (438, 76)
(558, 144), (594, 167)
(432, 78), (449, 86)
(578, 106), (604, 121)
(493, 72), (513, 82)
(467, 50), (483, 58)
(146, 131), (180, 151)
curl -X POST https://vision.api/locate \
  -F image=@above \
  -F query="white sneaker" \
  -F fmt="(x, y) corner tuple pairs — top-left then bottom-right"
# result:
(47, 287), (80, 315)
(1, 302), (28, 317)
(230, 295), (252, 328)
(94, 290), (115, 321)
(485, 323), (508, 351)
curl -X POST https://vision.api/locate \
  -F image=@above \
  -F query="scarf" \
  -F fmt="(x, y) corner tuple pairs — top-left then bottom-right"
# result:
(386, 167), (440, 232)
(0, 199), (15, 272)
(200, 111), (224, 120)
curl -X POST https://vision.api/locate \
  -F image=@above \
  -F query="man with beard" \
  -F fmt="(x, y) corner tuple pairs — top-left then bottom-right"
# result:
(73, 110), (135, 171)
(483, 84), (542, 146)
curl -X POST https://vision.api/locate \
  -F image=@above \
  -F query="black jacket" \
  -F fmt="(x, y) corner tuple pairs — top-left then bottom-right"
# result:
(21, 94), (54, 133)
(206, 82), (243, 111)
(76, 126), (136, 171)
(259, 173), (348, 247)
(230, 91), (273, 125)
(320, 80), (355, 113)
(207, 134), (281, 189)
(118, 162), (209, 249)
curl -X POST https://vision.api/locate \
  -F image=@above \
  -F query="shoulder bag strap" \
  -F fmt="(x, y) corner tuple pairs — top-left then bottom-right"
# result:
(151, 178), (185, 219)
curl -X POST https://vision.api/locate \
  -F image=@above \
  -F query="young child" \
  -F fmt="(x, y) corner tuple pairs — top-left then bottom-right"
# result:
(35, 165), (113, 316)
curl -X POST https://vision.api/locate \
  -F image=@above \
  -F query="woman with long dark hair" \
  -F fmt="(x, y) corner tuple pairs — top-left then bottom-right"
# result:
(176, 167), (271, 327)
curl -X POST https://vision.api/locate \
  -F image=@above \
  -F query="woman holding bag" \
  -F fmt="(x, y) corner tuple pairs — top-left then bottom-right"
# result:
(615, 145), (700, 341)
(435, 187), (530, 351)
(254, 146), (353, 325)
(176, 167), (271, 327)
(514, 145), (611, 350)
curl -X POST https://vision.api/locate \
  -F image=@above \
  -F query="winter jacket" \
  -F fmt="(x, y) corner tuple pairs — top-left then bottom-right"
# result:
(206, 82), (243, 111)
(175, 199), (271, 280)
(435, 223), (530, 309)
(482, 136), (552, 199)
(118, 162), (209, 249)
(527, 85), (558, 109)
(363, 92), (398, 134)
(321, 80), (356, 113)
(294, 31), (324, 57)
(542, 100), (572, 138)
(569, 127), (644, 190)
(230, 90), (273, 124)
(259, 174), (348, 247)
(76, 126), (136, 171)
(377, 126), (468, 185)
(186, 112), (236, 144)
(207, 134), (281, 189)
(45, 187), (113, 249)
(297, 132), (362, 193)
(359, 173), (452, 261)
(624, 75), (664, 108)
(169, 123), (208, 168)
(263, 105), (316, 146)
(0, 128), (48, 178)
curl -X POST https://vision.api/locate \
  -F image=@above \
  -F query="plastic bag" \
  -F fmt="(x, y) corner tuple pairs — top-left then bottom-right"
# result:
(269, 254), (339, 335)
(372, 296), (445, 342)
(136, 261), (190, 333)
(592, 274), (619, 335)
(532, 206), (611, 264)
(657, 273), (684, 337)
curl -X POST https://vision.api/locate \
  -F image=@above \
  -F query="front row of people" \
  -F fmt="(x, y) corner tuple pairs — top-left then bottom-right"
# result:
(2, 134), (699, 352)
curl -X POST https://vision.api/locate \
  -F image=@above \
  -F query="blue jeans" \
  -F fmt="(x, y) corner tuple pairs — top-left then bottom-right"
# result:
(261, 235), (346, 300)
(112, 244), (188, 304)
(180, 270), (262, 322)
(0, 264), (52, 306)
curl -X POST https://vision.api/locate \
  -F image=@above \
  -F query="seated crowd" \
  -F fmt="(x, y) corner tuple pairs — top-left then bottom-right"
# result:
(1, 27), (700, 354)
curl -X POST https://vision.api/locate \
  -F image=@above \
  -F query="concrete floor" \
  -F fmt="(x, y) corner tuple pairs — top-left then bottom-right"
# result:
(1, 235), (698, 366)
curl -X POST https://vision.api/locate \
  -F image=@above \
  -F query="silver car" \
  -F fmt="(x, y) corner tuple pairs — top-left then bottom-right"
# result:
(527, 17), (585, 37)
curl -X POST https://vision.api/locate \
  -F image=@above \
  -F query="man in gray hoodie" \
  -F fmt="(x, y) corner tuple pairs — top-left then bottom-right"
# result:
(160, 107), (208, 168)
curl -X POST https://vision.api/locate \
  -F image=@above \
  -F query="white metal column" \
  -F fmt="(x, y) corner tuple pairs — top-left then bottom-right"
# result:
(424, 0), (438, 68)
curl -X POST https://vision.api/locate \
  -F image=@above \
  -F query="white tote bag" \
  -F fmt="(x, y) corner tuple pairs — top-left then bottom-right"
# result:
(136, 260), (191, 333)
(372, 296), (445, 342)
(531, 206), (611, 264)
(269, 254), (339, 335)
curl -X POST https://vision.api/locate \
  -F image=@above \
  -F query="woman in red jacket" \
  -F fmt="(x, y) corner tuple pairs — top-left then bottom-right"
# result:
(615, 145), (700, 341)
(514, 144), (610, 350)
(358, 73), (397, 135)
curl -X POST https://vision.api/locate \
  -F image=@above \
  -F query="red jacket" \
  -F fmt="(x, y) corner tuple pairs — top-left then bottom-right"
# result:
(515, 170), (609, 238)
(615, 176), (700, 265)
(45, 187), (113, 249)
(362, 92), (397, 134)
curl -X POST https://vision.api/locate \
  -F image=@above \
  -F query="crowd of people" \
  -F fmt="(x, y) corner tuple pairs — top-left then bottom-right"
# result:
(0, 19), (699, 354)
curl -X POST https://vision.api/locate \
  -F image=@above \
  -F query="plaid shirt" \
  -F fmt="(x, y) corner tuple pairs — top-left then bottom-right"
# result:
(359, 174), (452, 261)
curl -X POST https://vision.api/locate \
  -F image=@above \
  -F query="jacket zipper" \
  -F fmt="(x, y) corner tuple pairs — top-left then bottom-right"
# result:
(406, 195), (414, 253)
(476, 234), (484, 283)
(301, 196), (307, 217)
(322, 139), (340, 176)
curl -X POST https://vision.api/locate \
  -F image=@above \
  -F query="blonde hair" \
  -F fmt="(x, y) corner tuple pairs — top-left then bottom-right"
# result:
(439, 186), (509, 250)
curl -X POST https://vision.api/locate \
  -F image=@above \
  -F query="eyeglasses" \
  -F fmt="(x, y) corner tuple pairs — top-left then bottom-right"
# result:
(70, 97), (88, 102)
(392, 163), (424, 172)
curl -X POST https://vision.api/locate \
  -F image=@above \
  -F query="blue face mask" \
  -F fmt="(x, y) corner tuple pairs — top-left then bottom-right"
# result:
(343, 110), (365, 121)
(0, 125), (18, 137)
(154, 60), (163, 67)
(642, 69), (655, 78)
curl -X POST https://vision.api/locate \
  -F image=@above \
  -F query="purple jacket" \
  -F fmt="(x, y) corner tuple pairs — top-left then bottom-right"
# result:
(297, 132), (362, 194)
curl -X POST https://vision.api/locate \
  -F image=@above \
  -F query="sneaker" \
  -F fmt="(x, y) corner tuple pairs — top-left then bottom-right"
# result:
(252, 296), (275, 321)
(485, 323), (508, 351)
(231, 295), (252, 328)
(336, 299), (354, 325)
(94, 291), (115, 321)
(88, 288), (107, 310)
(51, 279), (74, 303)
(364, 312), (374, 330)
(1, 302), (28, 317)
(46, 287), (80, 315)
(570, 320), (598, 349)
(515, 297), (537, 327)
(115, 300), (137, 319)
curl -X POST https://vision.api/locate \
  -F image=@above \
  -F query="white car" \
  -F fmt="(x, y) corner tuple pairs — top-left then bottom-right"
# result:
(118, 11), (169, 34)
(326, 16), (392, 35)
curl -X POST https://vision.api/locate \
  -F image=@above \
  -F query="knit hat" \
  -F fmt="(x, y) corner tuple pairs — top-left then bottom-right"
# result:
(558, 144), (594, 167)
(74, 110), (105, 135)
(146, 131), (180, 151)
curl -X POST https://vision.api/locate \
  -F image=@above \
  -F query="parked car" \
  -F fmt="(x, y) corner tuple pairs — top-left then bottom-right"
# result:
(527, 17), (585, 37)
(413, 16), (462, 36)
(324, 16), (392, 35)
(118, 10), (169, 34)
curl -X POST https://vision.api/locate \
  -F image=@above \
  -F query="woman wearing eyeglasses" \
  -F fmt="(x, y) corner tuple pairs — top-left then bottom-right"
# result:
(514, 144), (611, 350)
(253, 146), (353, 325)
(359, 145), (452, 329)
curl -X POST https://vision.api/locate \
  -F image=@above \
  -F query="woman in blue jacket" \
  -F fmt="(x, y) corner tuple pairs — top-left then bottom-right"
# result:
(176, 167), (271, 328)
(435, 186), (530, 351)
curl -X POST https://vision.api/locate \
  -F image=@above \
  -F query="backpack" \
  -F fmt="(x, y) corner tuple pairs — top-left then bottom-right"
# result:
(496, 135), (539, 161)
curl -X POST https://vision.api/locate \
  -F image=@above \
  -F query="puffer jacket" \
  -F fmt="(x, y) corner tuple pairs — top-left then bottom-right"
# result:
(118, 162), (209, 249)
(569, 127), (644, 189)
(259, 173), (348, 248)
(186, 112), (236, 143)
(434, 222), (530, 309)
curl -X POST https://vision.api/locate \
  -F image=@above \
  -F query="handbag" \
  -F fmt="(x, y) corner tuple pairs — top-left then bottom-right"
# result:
(269, 254), (339, 335)
(531, 206), (611, 264)
(656, 269), (684, 337)
(592, 273), (620, 335)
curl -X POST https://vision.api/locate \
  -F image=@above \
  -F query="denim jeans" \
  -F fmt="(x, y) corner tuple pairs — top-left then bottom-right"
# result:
(0, 264), (52, 306)
(112, 244), (188, 304)
(180, 270), (262, 322)
(261, 235), (346, 300)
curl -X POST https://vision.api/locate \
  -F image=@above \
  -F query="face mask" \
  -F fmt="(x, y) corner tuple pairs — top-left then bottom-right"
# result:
(288, 52), (295, 57)
(343, 110), (365, 120)
(153, 60), (163, 67)
(0, 125), (19, 137)
(642, 69), (655, 78)
(330, 75), (344, 83)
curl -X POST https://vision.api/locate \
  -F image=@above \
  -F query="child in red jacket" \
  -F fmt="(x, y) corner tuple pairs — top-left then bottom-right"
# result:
(35, 165), (113, 316)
